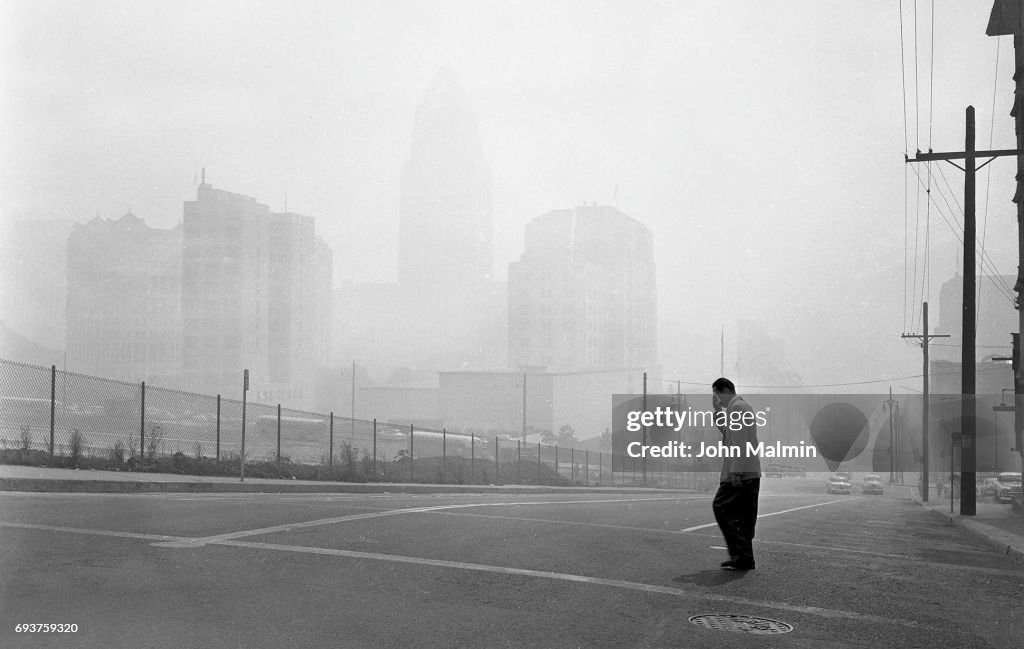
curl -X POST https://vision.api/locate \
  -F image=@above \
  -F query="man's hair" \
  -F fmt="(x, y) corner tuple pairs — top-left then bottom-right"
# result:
(712, 377), (736, 393)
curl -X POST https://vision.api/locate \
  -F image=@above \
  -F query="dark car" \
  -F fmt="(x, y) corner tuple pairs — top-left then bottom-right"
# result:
(862, 474), (884, 495)
(826, 475), (851, 494)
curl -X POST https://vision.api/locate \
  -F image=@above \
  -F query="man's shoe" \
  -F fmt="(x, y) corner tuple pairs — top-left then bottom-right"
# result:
(720, 557), (755, 571)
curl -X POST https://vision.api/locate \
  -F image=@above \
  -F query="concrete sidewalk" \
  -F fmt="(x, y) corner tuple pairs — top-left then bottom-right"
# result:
(0, 464), (687, 496)
(917, 496), (1024, 563)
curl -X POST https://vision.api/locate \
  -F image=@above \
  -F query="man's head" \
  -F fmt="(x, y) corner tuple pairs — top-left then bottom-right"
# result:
(712, 377), (736, 396)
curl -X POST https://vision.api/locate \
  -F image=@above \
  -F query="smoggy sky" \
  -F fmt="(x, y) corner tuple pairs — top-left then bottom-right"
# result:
(1, 0), (1020, 388)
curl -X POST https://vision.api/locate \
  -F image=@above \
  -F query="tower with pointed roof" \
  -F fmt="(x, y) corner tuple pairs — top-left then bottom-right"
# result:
(398, 66), (493, 287)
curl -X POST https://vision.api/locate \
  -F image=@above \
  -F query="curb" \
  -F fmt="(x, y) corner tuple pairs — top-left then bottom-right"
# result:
(0, 476), (697, 496)
(916, 500), (1024, 564)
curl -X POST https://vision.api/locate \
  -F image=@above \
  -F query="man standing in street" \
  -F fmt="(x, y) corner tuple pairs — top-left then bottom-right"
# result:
(711, 377), (761, 570)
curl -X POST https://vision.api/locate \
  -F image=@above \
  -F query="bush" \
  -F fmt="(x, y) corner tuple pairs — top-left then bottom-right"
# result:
(109, 439), (126, 466)
(68, 429), (85, 465)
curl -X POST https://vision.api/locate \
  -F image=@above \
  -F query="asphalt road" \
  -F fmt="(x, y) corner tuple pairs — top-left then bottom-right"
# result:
(0, 480), (1021, 648)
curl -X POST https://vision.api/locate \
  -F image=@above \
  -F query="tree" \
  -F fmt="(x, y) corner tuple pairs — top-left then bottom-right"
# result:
(540, 429), (557, 444)
(600, 427), (612, 452)
(557, 424), (577, 446)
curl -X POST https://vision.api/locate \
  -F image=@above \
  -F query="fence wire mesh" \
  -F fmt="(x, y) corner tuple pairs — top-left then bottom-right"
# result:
(0, 358), (706, 489)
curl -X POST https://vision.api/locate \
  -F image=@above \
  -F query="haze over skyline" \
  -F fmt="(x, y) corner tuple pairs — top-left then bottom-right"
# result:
(2, 0), (1021, 389)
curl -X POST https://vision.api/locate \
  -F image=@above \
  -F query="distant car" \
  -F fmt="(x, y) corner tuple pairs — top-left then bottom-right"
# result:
(826, 475), (851, 494)
(835, 471), (852, 482)
(862, 474), (884, 495)
(994, 472), (1022, 503)
(981, 477), (1001, 496)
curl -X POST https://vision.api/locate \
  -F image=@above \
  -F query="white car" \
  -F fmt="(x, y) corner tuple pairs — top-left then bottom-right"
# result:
(994, 472), (1022, 503)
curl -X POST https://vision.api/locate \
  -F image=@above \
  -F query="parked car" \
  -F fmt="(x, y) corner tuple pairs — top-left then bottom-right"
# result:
(862, 474), (884, 495)
(980, 477), (1001, 496)
(826, 475), (851, 494)
(994, 472), (1022, 503)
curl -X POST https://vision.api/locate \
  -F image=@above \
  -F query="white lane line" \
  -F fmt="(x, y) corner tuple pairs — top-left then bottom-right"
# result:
(434, 508), (710, 536)
(0, 521), (190, 542)
(430, 511), (933, 562)
(679, 498), (857, 532)
(210, 538), (922, 629)
(186, 496), (698, 545)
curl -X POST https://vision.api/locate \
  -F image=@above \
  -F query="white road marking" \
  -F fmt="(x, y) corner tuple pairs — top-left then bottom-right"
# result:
(184, 496), (698, 545)
(679, 498), (857, 532)
(210, 538), (922, 629)
(0, 521), (190, 542)
(434, 506), (710, 535)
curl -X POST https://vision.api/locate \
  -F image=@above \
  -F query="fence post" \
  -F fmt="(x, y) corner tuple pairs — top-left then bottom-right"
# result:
(471, 433), (475, 483)
(571, 447), (575, 483)
(537, 442), (541, 485)
(585, 450), (589, 487)
(599, 452), (602, 486)
(494, 436), (499, 483)
(517, 440), (521, 483)
(329, 412), (334, 468)
(410, 424), (414, 482)
(140, 380), (146, 464)
(216, 394), (221, 461)
(240, 369), (248, 482)
(49, 365), (55, 460)
(555, 445), (559, 480)
(442, 428), (446, 484)
(372, 418), (377, 478)
(276, 404), (281, 473)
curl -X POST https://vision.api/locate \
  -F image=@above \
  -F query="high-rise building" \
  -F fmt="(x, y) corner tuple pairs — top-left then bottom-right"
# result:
(934, 273), (1018, 364)
(182, 178), (331, 407)
(268, 212), (333, 386)
(1, 219), (74, 351)
(736, 319), (802, 388)
(66, 211), (181, 382)
(398, 65), (493, 287)
(508, 205), (657, 371)
(333, 66), (506, 379)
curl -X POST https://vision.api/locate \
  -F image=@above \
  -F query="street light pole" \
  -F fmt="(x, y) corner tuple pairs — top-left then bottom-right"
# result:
(522, 373), (527, 441)
(351, 360), (356, 440)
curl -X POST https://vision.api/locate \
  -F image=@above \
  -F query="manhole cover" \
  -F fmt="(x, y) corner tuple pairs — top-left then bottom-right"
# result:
(689, 614), (793, 635)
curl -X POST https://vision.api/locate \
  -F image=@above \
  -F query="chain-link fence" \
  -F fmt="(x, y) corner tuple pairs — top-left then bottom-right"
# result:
(0, 358), (704, 488)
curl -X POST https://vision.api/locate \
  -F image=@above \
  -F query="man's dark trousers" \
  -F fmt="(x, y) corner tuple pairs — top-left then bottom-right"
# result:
(712, 478), (760, 559)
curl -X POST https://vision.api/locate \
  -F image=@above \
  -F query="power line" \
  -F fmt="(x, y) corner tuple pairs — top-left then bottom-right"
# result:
(928, 0), (935, 148)
(980, 31), (1003, 332)
(906, 163), (1018, 306)
(928, 163), (1014, 297)
(908, 164), (1017, 305)
(645, 366), (1008, 391)
(914, 0), (920, 152)
(900, 0), (911, 332)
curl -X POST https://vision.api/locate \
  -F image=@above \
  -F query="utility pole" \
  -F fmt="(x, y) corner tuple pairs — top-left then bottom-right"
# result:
(988, 0), (1024, 484)
(884, 387), (897, 484)
(642, 371), (647, 487)
(902, 302), (949, 502)
(720, 325), (724, 376)
(905, 107), (1010, 514)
